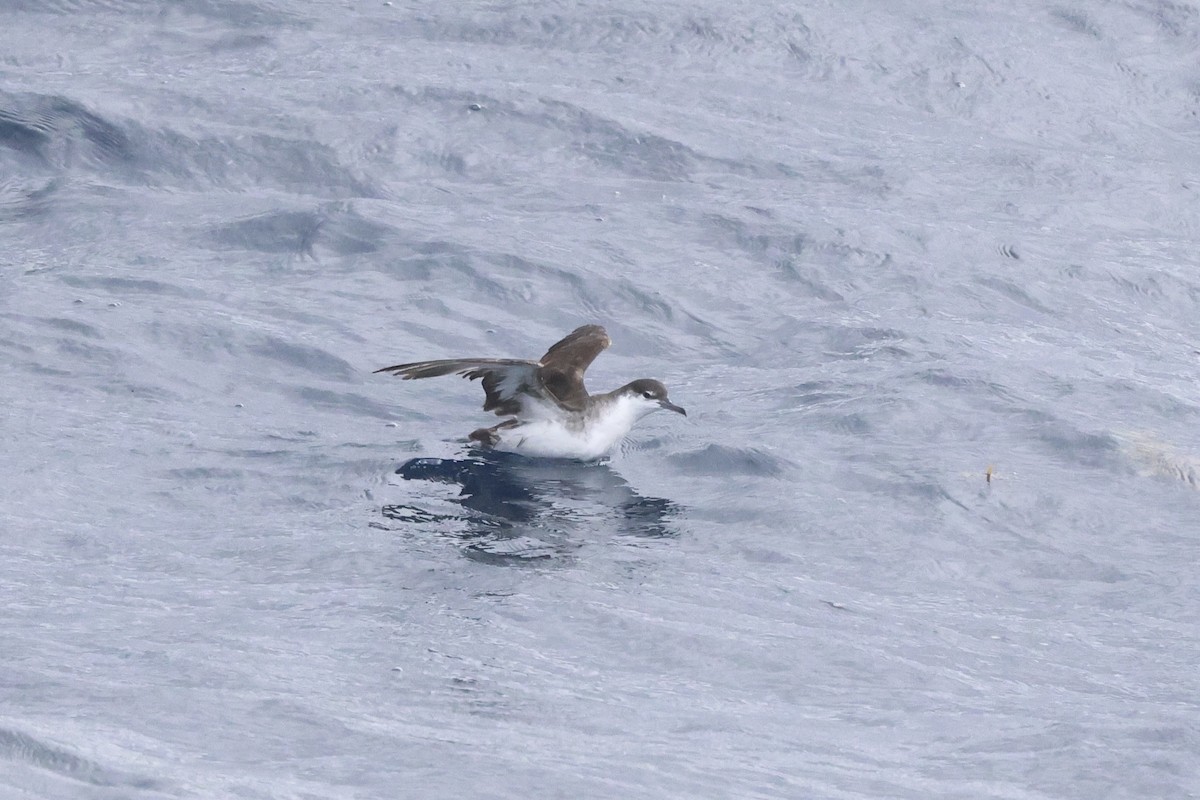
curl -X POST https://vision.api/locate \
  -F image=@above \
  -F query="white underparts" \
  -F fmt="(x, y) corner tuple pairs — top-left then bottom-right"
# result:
(489, 393), (660, 460)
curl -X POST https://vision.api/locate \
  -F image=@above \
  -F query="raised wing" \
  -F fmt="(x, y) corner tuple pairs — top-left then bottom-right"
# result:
(536, 324), (610, 411)
(374, 358), (554, 418)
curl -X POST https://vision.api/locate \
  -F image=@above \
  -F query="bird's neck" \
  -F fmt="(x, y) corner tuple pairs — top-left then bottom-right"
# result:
(584, 392), (643, 440)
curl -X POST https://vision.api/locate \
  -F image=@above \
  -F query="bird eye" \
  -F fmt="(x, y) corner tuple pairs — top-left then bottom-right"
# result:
(642, 391), (654, 399)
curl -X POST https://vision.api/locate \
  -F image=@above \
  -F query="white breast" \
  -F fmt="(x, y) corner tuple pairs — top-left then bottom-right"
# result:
(493, 395), (644, 460)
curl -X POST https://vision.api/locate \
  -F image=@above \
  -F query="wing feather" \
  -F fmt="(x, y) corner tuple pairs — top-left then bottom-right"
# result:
(536, 325), (610, 411)
(375, 358), (551, 418)
(375, 325), (611, 418)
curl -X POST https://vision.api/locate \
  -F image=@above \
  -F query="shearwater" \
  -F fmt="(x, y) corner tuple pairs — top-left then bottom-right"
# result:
(375, 324), (686, 460)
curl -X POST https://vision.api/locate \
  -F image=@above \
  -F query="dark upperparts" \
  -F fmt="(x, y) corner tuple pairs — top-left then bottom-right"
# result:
(537, 324), (611, 410)
(375, 325), (685, 417)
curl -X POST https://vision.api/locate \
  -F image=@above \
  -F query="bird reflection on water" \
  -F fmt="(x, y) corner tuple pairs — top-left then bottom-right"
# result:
(382, 452), (680, 564)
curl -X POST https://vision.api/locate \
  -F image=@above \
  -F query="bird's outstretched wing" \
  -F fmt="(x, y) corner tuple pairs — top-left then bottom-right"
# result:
(375, 325), (611, 417)
(374, 358), (554, 418)
(536, 324), (610, 411)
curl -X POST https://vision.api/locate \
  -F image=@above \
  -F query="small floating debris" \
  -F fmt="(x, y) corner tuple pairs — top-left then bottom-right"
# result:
(958, 465), (1005, 483)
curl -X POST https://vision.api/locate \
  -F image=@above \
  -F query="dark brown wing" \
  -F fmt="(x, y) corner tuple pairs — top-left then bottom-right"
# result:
(535, 324), (611, 411)
(374, 358), (546, 416)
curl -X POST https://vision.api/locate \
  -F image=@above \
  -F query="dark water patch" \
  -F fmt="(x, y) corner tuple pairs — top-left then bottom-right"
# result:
(418, 148), (467, 176)
(217, 447), (289, 460)
(822, 326), (909, 360)
(494, 253), (590, 298)
(1105, 268), (1180, 300)
(1105, 379), (1200, 419)
(819, 411), (873, 436)
(1022, 554), (1131, 583)
(210, 210), (324, 257)
(139, 0), (309, 28)
(207, 32), (273, 51)
(54, 337), (122, 366)
(841, 469), (964, 508)
(23, 363), (73, 377)
(0, 333), (36, 356)
(1034, 420), (1120, 469)
(614, 495), (679, 539)
(7, 0), (298, 26)
(264, 430), (321, 442)
(0, 726), (163, 791)
(785, 37), (814, 67)
(385, 475), (557, 563)
(383, 82), (774, 182)
(388, 9), (791, 57)
(150, 129), (377, 196)
(703, 213), (801, 260)
(1137, 1), (1200, 38)
(1051, 8), (1104, 39)
(614, 279), (677, 322)
(791, 381), (855, 408)
(249, 336), (357, 381)
(917, 369), (1015, 401)
(669, 444), (788, 477)
(35, 316), (101, 338)
(390, 12), (658, 50)
(98, 379), (179, 401)
(166, 466), (244, 481)
(60, 275), (201, 299)
(144, 319), (238, 360)
(975, 276), (1055, 315)
(174, 0), (304, 30)
(805, 240), (891, 272)
(0, 176), (61, 219)
(378, 239), (465, 282)
(400, 7), (806, 69)
(539, 98), (694, 181)
(1059, 263), (1086, 279)
(382, 503), (450, 524)
(0, 0), (105, 10)
(378, 240), (522, 301)
(702, 213), (888, 299)
(1114, 60), (1144, 82)
(776, 257), (844, 301)
(388, 454), (681, 557)
(396, 456), (496, 487)
(0, 92), (133, 171)
(296, 387), (402, 420)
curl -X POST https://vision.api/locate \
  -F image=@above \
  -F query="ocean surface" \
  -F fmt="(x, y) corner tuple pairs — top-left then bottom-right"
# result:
(2, 1), (1198, 798)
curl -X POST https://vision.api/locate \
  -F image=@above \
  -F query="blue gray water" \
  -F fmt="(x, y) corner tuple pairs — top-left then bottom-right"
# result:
(2, 2), (1198, 798)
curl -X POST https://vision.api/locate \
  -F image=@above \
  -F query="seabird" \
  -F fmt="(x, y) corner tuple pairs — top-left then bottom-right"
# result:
(375, 324), (686, 460)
